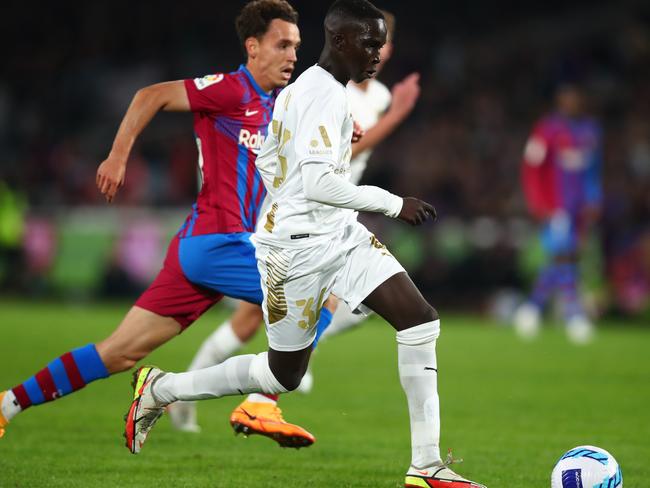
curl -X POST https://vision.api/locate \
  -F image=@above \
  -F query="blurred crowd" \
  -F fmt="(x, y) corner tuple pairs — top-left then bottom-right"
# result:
(0, 0), (649, 316)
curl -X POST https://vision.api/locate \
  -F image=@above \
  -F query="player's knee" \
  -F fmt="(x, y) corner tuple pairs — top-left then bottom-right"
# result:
(233, 317), (262, 342)
(399, 302), (438, 330)
(270, 365), (306, 392)
(232, 305), (264, 342)
(277, 371), (304, 392)
(323, 294), (339, 313)
(420, 304), (439, 324)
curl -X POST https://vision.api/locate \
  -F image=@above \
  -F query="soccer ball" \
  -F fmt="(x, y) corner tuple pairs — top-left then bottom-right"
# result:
(551, 445), (622, 487)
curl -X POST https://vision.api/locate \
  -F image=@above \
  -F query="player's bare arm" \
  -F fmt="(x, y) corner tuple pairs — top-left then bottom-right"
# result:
(96, 81), (190, 202)
(351, 72), (420, 158)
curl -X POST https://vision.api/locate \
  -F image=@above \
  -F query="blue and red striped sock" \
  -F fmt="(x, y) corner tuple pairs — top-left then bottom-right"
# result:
(11, 344), (109, 411)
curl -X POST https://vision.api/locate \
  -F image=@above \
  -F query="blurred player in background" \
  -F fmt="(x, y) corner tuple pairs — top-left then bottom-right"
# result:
(126, 2), (485, 486)
(0, 0), (328, 447)
(513, 83), (602, 344)
(169, 8), (422, 431)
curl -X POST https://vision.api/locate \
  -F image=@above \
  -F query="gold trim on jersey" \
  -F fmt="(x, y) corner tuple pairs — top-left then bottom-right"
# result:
(264, 202), (279, 233)
(318, 126), (332, 148)
(273, 128), (291, 188)
(265, 248), (289, 324)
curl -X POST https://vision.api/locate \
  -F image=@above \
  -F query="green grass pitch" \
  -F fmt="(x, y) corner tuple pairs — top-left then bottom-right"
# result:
(0, 300), (648, 487)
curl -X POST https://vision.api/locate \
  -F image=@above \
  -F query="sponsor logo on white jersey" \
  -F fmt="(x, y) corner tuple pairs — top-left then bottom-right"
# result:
(239, 129), (266, 153)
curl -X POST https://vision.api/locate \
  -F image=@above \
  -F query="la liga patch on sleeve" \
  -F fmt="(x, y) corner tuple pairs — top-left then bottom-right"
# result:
(193, 74), (224, 90)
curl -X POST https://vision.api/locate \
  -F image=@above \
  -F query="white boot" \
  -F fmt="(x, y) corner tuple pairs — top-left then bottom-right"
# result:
(566, 315), (594, 345)
(513, 303), (541, 340)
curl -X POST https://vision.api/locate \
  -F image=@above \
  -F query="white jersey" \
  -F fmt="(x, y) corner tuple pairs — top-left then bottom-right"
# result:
(254, 65), (355, 247)
(346, 80), (391, 184)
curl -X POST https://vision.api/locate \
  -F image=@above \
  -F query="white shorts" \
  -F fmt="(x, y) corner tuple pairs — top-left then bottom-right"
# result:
(255, 221), (405, 351)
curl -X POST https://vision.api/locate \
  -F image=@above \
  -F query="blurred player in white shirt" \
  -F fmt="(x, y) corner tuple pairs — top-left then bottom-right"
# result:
(346, 10), (419, 185)
(132, 2), (485, 486)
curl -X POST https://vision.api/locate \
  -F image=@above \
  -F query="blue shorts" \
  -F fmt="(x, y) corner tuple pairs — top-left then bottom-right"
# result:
(541, 212), (578, 256)
(178, 232), (263, 305)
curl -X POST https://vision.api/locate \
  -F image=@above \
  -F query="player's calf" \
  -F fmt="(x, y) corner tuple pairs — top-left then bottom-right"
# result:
(3, 344), (109, 424)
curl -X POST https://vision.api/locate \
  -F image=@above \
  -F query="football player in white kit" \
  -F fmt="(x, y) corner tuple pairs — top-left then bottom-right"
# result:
(128, 2), (485, 486)
(169, 8), (422, 432)
(308, 8), (421, 354)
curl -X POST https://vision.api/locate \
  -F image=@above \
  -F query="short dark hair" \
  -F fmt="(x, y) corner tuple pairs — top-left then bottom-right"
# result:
(380, 9), (395, 42)
(325, 0), (384, 25)
(235, 0), (299, 53)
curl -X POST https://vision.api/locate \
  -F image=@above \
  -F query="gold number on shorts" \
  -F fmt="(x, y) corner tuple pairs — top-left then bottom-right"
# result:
(296, 287), (327, 330)
(370, 235), (392, 256)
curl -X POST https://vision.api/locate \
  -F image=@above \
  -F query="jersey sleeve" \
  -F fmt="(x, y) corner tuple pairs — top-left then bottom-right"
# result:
(294, 88), (347, 168)
(521, 120), (553, 217)
(301, 163), (402, 217)
(522, 121), (551, 168)
(183, 74), (242, 113)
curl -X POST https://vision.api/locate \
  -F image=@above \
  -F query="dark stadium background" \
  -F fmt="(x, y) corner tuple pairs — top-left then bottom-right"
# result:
(1, 3), (649, 487)
(0, 0), (648, 319)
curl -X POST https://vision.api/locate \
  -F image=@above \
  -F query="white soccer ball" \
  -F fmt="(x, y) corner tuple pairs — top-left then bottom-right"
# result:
(551, 445), (622, 488)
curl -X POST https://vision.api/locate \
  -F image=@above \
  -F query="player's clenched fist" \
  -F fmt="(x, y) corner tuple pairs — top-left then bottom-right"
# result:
(96, 155), (127, 203)
(398, 197), (436, 226)
(351, 120), (365, 143)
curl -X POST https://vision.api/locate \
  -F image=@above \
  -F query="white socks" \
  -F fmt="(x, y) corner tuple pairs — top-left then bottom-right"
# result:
(187, 320), (244, 371)
(153, 352), (287, 405)
(1, 390), (21, 422)
(246, 393), (277, 404)
(397, 320), (442, 469)
(321, 302), (367, 340)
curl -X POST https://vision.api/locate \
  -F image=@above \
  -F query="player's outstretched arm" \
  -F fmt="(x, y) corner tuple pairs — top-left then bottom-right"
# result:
(301, 163), (435, 226)
(351, 73), (420, 158)
(96, 81), (190, 202)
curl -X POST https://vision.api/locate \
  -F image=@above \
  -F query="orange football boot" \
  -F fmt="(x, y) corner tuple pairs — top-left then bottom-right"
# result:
(0, 391), (8, 438)
(230, 400), (315, 448)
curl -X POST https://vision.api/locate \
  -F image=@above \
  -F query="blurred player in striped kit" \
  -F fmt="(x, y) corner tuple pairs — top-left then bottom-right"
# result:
(514, 83), (602, 344)
(0, 0), (326, 447)
(170, 8), (422, 431)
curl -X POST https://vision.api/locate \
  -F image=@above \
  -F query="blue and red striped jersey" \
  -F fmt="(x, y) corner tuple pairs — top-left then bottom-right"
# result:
(521, 113), (602, 219)
(180, 65), (278, 236)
